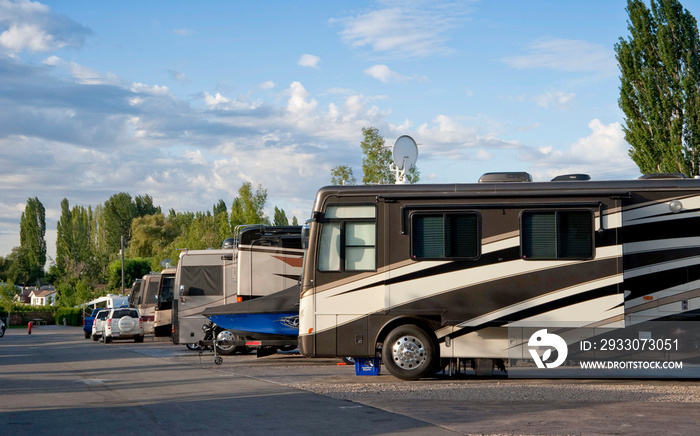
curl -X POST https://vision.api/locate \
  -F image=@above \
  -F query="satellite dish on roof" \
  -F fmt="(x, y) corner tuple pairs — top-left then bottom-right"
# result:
(391, 135), (418, 184)
(159, 259), (172, 269)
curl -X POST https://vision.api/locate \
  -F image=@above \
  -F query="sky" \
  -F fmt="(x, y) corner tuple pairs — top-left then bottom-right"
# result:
(1, 0), (696, 264)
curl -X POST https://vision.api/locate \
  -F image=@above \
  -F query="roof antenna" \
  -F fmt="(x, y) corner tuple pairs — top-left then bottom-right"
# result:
(390, 135), (418, 184)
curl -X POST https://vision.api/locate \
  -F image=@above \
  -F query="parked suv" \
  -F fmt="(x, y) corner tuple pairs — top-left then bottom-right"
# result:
(91, 309), (110, 341)
(103, 308), (144, 343)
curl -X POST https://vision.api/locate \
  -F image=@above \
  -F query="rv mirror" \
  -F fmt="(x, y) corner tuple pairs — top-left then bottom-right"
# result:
(179, 285), (185, 296)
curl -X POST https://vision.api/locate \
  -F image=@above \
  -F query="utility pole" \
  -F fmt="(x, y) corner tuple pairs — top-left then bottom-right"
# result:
(120, 235), (125, 295)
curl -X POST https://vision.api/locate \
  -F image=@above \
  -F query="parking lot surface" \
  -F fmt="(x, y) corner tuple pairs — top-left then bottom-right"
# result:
(1, 325), (699, 435)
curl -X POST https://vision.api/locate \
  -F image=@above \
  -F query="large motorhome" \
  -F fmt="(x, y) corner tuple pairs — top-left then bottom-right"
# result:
(128, 268), (175, 336)
(130, 273), (159, 335)
(172, 226), (304, 352)
(298, 173), (700, 379)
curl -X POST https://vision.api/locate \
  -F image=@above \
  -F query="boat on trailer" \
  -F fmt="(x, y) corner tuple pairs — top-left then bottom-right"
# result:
(202, 285), (300, 339)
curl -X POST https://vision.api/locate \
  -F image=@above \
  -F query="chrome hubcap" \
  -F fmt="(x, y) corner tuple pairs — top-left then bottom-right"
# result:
(216, 330), (235, 351)
(391, 335), (426, 370)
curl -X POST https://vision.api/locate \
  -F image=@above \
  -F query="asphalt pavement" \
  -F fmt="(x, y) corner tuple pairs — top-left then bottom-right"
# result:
(1, 325), (700, 435)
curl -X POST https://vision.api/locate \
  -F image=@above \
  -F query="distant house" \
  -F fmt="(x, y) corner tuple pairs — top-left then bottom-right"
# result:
(16, 288), (32, 304)
(29, 289), (57, 306)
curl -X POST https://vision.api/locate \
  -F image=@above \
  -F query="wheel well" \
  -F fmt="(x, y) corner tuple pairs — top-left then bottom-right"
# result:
(375, 317), (440, 354)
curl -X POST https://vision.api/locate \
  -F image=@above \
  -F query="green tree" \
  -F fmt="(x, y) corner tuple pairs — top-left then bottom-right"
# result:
(102, 193), (136, 254)
(56, 198), (74, 276)
(361, 127), (394, 184)
(128, 214), (180, 258)
(616, 0), (700, 175)
(291, 216), (299, 226)
(213, 199), (227, 216)
(56, 200), (95, 281)
(134, 194), (161, 217)
(229, 182), (269, 227)
(90, 204), (112, 282)
(106, 258), (153, 292)
(0, 282), (17, 326)
(331, 165), (356, 185)
(273, 207), (289, 226)
(332, 128), (420, 185)
(5, 247), (31, 285)
(19, 197), (46, 285)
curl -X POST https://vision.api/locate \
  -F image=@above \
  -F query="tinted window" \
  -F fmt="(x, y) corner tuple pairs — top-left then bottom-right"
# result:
(412, 213), (480, 260)
(521, 210), (593, 260)
(181, 265), (224, 296)
(112, 309), (138, 319)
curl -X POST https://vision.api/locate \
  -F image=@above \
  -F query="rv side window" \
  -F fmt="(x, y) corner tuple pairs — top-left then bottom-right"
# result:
(411, 212), (480, 260)
(318, 205), (376, 272)
(521, 210), (593, 260)
(181, 265), (224, 296)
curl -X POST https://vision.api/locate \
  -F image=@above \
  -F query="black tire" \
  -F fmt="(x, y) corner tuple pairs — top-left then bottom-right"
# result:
(382, 324), (437, 381)
(215, 329), (242, 355)
(341, 357), (355, 365)
(84, 331), (90, 339)
(185, 343), (202, 351)
(92, 334), (99, 341)
(134, 335), (144, 343)
(104, 335), (111, 344)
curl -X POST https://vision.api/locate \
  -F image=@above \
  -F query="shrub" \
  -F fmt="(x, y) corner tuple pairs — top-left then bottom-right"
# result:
(54, 307), (82, 326)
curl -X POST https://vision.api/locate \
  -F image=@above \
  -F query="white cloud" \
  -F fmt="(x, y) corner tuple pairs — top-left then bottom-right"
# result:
(534, 91), (576, 110)
(414, 114), (519, 159)
(365, 64), (402, 83)
(333, 1), (471, 58)
(202, 91), (259, 111)
(525, 119), (638, 180)
(364, 64), (429, 84)
(0, 0), (91, 55)
(502, 38), (616, 74)
(168, 69), (190, 84)
(259, 80), (275, 90)
(298, 54), (320, 68)
(43, 55), (121, 85)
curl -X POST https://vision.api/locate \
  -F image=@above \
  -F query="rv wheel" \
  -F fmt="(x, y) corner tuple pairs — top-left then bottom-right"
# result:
(382, 324), (436, 381)
(185, 343), (202, 351)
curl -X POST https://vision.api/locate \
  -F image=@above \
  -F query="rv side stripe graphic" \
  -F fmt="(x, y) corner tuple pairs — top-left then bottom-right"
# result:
(622, 216), (700, 244)
(271, 255), (304, 268)
(456, 278), (622, 328)
(238, 245), (305, 257)
(623, 193), (700, 224)
(445, 287), (623, 341)
(311, 247), (622, 334)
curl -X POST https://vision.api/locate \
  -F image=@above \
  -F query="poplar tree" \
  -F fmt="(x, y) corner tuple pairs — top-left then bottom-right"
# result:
(19, 197), (46, 284)
(273, 207), (289, 226)
(616, 0), (700, 175)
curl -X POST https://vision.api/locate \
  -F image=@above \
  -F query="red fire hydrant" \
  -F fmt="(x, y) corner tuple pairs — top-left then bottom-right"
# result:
(28, 321), (32, 335)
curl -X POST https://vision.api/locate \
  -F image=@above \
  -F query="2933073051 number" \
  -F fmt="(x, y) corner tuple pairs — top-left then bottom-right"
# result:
(597, 338), (679, 351)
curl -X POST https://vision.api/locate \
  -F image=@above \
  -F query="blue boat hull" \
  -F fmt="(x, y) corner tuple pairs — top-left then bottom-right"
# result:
(207, 312), (299, 337)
